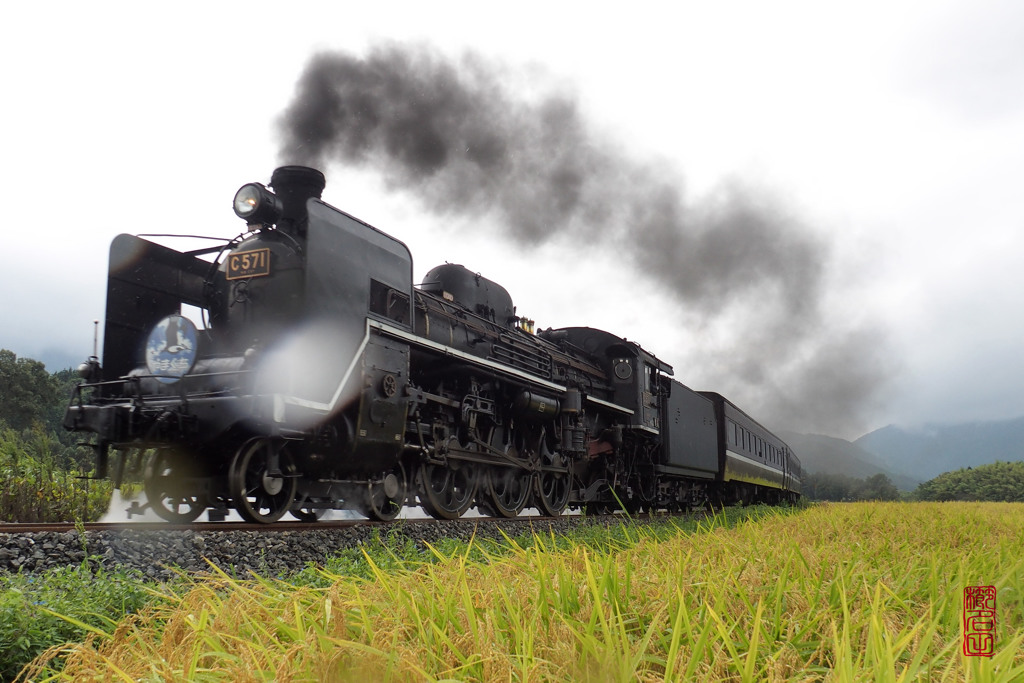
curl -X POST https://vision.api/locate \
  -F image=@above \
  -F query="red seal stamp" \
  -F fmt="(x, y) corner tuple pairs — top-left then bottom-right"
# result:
(963, 586), (996, 657)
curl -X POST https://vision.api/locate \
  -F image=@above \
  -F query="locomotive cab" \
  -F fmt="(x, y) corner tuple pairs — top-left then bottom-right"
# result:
(539, 326), (670, 434)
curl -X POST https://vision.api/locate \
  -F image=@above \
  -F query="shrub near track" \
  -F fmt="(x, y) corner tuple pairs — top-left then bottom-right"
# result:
(0, 425), (138, 523)
(21, 503), (1024, 682)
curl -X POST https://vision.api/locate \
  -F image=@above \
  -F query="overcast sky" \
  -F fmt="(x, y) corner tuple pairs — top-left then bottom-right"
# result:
(2, 1), (1022, 440)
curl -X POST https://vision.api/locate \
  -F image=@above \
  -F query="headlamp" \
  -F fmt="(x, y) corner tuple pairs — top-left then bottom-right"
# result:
(233, 182), (284, 226)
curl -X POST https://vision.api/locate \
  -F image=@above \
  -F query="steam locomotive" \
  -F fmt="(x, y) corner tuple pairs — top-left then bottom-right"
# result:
(64, 166), (801, 523)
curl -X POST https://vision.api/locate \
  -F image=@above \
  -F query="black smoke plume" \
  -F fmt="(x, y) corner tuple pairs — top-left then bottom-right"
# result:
(277, 44), (892, 437)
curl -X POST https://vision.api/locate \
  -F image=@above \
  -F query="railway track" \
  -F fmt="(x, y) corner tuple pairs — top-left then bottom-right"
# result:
(0, 511), (684, 578)
(0, 510), (672, 536)
(0, 514), (601, 535)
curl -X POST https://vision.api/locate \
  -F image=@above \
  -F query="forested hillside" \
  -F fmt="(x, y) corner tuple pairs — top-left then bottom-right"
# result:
(0, 349), (117, 521)
(781, 431), (919, 490)
(914, 461), (1024, 502)
(801, 471), (902, 501)
(857, 420), (1024, 481)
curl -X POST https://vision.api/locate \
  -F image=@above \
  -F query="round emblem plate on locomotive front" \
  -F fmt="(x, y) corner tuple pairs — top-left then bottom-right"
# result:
(145, 315), (199, 383)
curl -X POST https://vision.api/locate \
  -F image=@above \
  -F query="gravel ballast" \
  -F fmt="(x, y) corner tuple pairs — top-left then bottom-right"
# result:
(0, 516), (611, 581)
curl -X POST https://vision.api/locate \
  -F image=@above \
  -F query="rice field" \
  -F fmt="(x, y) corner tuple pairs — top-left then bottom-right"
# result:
(21, 502), (1024, 681)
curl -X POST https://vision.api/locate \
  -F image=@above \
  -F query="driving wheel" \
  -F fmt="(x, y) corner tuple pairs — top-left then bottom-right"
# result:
(418, 461), (477, 520)
(483, 466), (531, 518)
(534, 440), (570, 517)
(229, 437), (297, 524)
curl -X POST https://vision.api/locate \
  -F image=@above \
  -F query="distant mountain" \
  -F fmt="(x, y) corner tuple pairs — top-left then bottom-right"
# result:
(855, 418), (1024, 482)
(779, 431), (921, 490)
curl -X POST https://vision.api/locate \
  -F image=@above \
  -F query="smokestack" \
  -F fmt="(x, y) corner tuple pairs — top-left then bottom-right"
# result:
(270, 165), (326, 234)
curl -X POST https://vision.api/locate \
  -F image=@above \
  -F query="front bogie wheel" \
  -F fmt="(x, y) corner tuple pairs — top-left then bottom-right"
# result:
(143, 448), (206, 523)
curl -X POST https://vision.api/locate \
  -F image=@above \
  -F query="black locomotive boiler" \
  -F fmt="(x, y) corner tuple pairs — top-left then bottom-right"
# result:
(64, 166), (801, 523)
